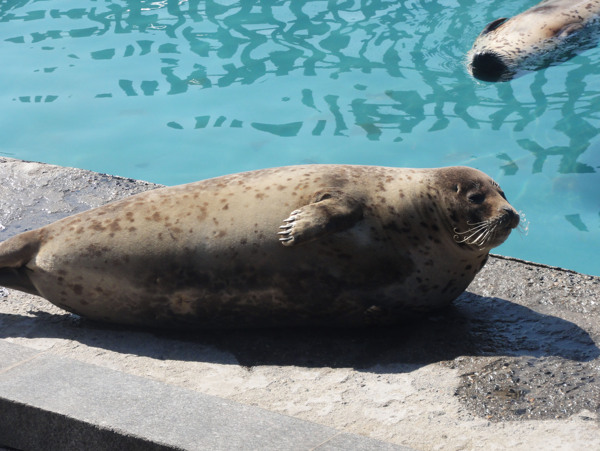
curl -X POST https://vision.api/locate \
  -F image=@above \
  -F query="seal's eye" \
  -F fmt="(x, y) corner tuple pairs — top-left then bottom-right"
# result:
(316, 193), (333, 202)
(468, 193), (485, 204)
(481, 17), (508, 35)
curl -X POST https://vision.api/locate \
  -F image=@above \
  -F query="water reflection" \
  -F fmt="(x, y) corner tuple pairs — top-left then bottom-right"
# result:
(2, 1), (599, 159)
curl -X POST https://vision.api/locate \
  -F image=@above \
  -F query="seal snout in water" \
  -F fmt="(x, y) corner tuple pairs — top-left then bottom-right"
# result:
(467, 0), (600, 81)
(0, 165), (519, 328)
(469, 51), (509, 82)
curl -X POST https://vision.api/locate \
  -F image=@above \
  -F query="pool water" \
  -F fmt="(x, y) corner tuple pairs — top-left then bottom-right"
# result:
(1, 0), (599, 275)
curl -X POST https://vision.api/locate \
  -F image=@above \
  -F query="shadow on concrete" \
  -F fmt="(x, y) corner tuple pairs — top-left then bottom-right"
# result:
(1, 292), (598, 372)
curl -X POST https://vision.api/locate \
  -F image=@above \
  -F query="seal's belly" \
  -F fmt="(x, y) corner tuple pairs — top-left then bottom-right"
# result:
(29, 216), (475, 327)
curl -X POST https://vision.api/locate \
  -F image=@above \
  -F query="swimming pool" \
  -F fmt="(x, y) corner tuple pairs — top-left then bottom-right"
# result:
(1, 0), (599, 276)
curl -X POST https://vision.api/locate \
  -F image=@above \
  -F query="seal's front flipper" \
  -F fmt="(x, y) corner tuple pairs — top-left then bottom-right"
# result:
(278, 190), (363, 246)
(557, 23), (584, 38)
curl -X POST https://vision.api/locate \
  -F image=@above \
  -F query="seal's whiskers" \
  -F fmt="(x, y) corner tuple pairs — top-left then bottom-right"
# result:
(454, 218), (503, 248)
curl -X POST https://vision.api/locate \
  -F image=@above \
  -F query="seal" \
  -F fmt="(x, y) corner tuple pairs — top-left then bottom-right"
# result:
(467, 0), (600, 81)
(0, 165), (519, 328)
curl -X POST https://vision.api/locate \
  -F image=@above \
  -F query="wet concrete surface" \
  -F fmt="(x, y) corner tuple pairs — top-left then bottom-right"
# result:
(456, 355), (600, 421)
(1, 157), (599, 449)
(455, 257), (600, 423)
(0, 157), (158, 240)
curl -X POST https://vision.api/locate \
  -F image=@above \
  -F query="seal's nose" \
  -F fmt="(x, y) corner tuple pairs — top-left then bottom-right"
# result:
(501, 206), (520, 228)
(470, 52), (509, 82)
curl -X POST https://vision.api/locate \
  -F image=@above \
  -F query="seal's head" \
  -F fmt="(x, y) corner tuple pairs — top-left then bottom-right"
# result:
(467, 17), (513, 82)
(467, 0), (600, 81)
(434, 167), (520, 251)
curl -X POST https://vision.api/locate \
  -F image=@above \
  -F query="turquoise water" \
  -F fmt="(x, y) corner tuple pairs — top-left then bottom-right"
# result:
(1, 0), (599, 275)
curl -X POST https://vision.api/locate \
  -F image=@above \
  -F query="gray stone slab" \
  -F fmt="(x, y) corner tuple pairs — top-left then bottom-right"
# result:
(317, 433), (407, 450)
(0, 340), (40, 371)
(0, 341), (407, 451)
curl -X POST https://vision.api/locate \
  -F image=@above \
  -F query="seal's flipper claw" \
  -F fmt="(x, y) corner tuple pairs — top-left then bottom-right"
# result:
(279, 235), (295, 245)
(277, 210), (298, 246)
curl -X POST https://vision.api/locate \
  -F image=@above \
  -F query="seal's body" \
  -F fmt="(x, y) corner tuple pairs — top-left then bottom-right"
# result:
(467, 0), (600, 81)
(0, 165), (519, 328)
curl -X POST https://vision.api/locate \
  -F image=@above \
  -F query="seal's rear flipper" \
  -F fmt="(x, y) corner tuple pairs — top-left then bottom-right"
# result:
(0, 267), (39, 295)
(278, 189), (364, 246)
(0, 230), (42, 296)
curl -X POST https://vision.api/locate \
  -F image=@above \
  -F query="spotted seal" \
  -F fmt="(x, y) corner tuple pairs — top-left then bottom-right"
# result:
(0, 165), (519, 328)
(467, 0), (600, 81)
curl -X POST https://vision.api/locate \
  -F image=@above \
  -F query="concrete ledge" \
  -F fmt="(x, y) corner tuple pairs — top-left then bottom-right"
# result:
(0, 340), (406, 450)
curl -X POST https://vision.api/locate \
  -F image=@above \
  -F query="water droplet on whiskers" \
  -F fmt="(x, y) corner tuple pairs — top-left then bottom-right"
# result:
(517, 211), (529, 236)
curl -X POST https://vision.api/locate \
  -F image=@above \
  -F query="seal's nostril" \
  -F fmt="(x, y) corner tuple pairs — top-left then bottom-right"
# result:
(470, 52), (509, 82)
(501, 206), (520, 226)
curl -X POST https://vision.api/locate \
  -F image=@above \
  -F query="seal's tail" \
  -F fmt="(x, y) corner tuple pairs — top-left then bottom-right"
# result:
(0, 230), (42, 296)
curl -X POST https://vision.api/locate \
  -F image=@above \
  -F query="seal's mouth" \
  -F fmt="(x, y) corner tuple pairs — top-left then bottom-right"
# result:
(469, 51), (510, 82)
(454, 207), (520, 250)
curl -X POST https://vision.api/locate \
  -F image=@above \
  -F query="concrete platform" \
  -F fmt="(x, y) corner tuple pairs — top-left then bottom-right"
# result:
(0, 157), (599, 450)
(0, 341), (405, 450)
